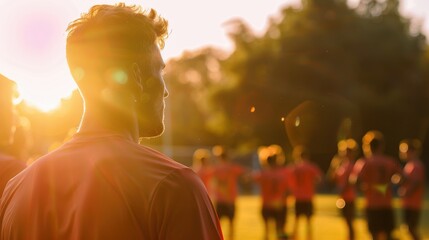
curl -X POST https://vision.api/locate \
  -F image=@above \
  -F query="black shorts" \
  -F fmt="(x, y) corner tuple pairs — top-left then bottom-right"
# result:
(365, 208), (395, 234)
(404, 208), (421, 230)
(341, 201), (355, 221)
(216, 202), (235, 220)
(262, 205), (287, 224)
(295, 201), (313, 217)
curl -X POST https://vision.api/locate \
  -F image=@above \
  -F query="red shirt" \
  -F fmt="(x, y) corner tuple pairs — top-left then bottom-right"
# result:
(291, 161), (322, 201)
(0, 154), (26, 195)
(402, 159), (425, 209)
(195, 166), (214, 196)
(334, 159), (356, 202)
(351, 154), (401, 208)
(0, 132), (223, 240)
(212, 162), (245, 204)
(253, 167), (292, 208)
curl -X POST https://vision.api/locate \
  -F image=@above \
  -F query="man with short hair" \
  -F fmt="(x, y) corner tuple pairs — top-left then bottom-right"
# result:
(398, 139), (425, 240)
(291, 145), (322, 240)
(328, 139), (359, 240)
(253, 145), (291, 240)
(211, 145), (246, 240)
(0, 4), (223, 239)
(350, 130), (401, 240)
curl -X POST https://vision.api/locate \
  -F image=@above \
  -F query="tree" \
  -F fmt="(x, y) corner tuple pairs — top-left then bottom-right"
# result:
(207, 0), (428, 166)
(158, 47), (229, 147)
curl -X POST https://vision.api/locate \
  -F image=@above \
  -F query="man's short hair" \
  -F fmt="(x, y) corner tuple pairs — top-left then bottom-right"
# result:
(66, 3), (168, 75)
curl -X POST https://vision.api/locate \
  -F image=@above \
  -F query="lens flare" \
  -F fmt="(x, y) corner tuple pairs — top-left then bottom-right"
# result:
(336, 199), (346, 209)
(294, 117), (300, 127)
(112, 70), (128, 85)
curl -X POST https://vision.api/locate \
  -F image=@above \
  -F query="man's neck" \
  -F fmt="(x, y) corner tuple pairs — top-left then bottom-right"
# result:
(78, 103), (139, 142)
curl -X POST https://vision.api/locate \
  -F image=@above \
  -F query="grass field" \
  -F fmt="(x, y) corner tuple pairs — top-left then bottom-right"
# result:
(220, 194), (429, 240)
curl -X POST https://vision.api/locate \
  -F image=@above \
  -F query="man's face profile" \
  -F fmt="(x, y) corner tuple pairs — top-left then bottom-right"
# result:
(135, 45), (168, 138)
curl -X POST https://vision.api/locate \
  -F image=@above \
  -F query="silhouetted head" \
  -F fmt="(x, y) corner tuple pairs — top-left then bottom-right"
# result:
(66, 3), (169, 137)
(212, 145), (228, 163)
(193, 148), (211, 168)
(0, 75), (16, 146)
(292, 145), (310, 163)
(362, 130), (384, 157)
(337, 138), (358, 160)
(258, 144), (285, 168)
(399, 138), (422, 161)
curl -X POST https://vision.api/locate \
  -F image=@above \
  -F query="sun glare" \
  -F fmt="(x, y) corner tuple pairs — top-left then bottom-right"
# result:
(0, 0), (301, 111)
(0, 0), (79, 112)
(0, 0), (424, 112)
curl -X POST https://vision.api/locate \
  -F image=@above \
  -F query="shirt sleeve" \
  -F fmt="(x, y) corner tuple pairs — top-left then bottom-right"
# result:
(148, 168), (223, 240)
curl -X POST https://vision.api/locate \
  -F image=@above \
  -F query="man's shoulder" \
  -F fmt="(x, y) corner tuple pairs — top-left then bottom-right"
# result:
(33, 136), (184, 165)
(12, 137), (190, 186)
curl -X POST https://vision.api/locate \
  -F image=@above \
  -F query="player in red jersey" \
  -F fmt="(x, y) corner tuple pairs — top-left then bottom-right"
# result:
(0, 4), (223, 240)
(291, 145), (322, 240)
(0, 75), (26, 195)
(328, 139), (358, 240)
(193, 148), (215, 198)
(212, 145), (246, 240)
(253, 145), (292, 239)
(398, 139), (425, 240)
(350, 130), (401, 240)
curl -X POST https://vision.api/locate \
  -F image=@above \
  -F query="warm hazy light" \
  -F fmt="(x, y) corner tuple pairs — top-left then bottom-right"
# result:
(0, 0), (305, 111)
(294, 117), (300, 127)
(399, 142), (409, 153)
(0, 0), (426, 111)
(250, 106), (256, 113)
(0, 0), (76, 112)
(336, 199), (346, 209)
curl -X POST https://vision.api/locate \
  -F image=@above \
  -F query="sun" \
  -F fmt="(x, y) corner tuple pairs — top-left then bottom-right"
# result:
(16, 84), (74, 112)
(0, 0), (79, 112)
(0, 0), (175, 112)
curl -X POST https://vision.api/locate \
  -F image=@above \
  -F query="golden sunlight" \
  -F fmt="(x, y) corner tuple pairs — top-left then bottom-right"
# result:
(0, 0), (301, 111)
(0, 0), (424, 112)
(0, 0), (77, 112)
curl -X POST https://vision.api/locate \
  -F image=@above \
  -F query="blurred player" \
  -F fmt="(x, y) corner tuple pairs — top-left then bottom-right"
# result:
(350, 130), (401, 240)
(398, 139), (425, 240)
(328, 139), (358, 240)
(192, 148), (214, 197)
(291, 145), (322, 240)
(253, 145), (292, 240)
(212, 145), (246, 240)
(0, 75), (26, 194)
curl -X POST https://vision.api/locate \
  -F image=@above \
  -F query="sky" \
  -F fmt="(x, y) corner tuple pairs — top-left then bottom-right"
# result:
(0, 0), (428, 111)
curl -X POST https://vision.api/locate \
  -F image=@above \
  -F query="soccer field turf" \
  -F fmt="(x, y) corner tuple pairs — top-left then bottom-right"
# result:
(220, 194), (429, 240)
